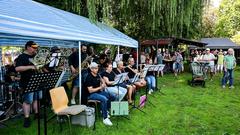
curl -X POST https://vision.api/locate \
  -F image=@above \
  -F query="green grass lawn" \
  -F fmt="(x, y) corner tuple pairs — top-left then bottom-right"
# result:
(1, 69), (240, 135)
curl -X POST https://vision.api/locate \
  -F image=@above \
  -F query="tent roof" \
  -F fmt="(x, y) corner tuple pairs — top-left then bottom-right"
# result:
(189, 38), (240, 49)
(0, 0), (138, 48)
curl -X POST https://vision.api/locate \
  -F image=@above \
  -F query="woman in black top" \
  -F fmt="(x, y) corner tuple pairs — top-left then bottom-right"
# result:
(113, 61), (136, 104)
(125, 58), (146, 88)
(102, 63), (127, 101)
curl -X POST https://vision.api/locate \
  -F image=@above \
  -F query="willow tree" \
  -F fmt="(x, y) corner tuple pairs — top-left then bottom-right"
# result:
(36, 0), (208, 40)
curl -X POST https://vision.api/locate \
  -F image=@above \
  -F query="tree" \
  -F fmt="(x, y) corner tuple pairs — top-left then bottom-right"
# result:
(214, 0), (240, 37)
(35, 0), (208, 40)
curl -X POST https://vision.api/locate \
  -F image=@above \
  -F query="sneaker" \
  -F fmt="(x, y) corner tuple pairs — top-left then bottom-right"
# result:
(150, 89), (154, 93)
(107, 111), (110, 118)
(23, 117), (31, 128)
(222, 85), (226, 89)
(148, 90), (152, 95)
(229, 86), (234, 89)
(71, 99), (76, 105)
(103, 118), (113, 126)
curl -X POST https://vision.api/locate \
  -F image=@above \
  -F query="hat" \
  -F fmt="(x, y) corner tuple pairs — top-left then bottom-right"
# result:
(89, 62), (98, 68)
(25, 41), (39, 49)
(50, 46), (60, 53)
(206, 48), (210, 51)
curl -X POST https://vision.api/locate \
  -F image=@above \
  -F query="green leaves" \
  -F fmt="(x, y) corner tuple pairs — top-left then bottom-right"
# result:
(36, 0), (207, 40)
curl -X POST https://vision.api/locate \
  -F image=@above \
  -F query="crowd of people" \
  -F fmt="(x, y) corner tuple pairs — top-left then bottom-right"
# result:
(190, 48), (236, 88)
(1, 41), (237, 128)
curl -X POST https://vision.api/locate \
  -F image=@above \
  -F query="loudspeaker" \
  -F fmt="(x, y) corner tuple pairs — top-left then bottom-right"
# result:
(111, 101), (128, 116)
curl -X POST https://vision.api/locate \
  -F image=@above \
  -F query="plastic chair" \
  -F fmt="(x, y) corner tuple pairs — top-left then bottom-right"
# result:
(49, 87), (87, 133)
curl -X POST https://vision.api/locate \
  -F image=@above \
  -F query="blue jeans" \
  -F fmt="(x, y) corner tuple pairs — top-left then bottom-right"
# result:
(23, 91), (42, 104)
(173, 62), (182, 71)
(105, 86), (127, 101)
(73, 75), (79, 87)
(222, 69), (234, 86)
(145, 75), (156, 90)
(88, 91), (115, 119)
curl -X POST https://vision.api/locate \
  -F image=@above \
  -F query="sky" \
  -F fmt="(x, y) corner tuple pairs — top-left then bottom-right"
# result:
(212, 0), (222, 7)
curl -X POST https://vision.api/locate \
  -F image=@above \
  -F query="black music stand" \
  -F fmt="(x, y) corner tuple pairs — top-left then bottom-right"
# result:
(47, 70), (71, 122)
(25, 71), (62, 135)
(129, 74), (146, 114)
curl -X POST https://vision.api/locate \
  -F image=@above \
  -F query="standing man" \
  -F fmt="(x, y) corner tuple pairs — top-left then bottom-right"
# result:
(81, 45), (88, 62)
(222, 48), (236, 89)
(69, 48), (79, 105)
(69, 45), (88, 104)
(15, 41), (41, 128)
(203, 48), (216, 81)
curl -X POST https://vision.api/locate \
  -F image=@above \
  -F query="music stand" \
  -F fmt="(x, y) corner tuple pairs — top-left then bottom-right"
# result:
(46, 70), (71, 123)
(25, 71), (62, 135)
(129, 73), (146, 114)
(111, 73), (130, 128)
(138, 65), (155, 107)
(153, 64), (165, 94)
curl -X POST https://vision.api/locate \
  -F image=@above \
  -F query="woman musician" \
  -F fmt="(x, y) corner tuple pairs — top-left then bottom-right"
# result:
(101, 62), (127, 101)
(113, 61), (136, 104)
(125, 58), (146, 88)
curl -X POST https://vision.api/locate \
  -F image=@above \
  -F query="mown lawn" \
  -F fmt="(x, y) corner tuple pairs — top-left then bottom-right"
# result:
(1, 69), (240, 135)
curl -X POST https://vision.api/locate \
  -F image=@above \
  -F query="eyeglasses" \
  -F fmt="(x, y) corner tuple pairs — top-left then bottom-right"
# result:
(31, 47), (38, 50)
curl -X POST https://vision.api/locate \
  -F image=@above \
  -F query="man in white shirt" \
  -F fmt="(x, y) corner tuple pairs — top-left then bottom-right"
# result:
(203, 48), (216, 80)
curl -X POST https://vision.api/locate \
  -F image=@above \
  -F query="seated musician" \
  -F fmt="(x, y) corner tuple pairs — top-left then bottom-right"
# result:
(85, 62), (115, 126)
(125, 58), (146, 88)
(144, 57), (156, 95)
(101, 63), (127, 101)
(113, 61), (136, 104)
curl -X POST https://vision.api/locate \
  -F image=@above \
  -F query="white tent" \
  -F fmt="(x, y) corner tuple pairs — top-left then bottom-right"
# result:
(0, 0), (138, 48)
(0, 0), (139, 104)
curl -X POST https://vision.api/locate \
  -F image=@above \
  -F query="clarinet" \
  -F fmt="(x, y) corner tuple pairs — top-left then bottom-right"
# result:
(98, 73), (106, 91)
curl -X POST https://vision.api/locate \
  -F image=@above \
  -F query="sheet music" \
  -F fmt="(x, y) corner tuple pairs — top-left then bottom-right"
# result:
(49, 53), (61, 67)
(130, 74), (140, 83)
(113, 72), (128, 85)
(145, 64), (165, 71)
(55, 71), (71, 87)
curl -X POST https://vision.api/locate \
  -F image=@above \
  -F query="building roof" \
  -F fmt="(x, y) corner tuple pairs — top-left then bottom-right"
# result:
(189, 38), (240, 49)
(201, 38), (240, 49)
(141, 37), (207, 47)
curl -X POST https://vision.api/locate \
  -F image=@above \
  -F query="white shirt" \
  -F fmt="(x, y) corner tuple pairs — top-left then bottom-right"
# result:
(203, 53), (215, 66)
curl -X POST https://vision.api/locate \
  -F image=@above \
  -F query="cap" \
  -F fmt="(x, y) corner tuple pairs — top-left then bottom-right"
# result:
(50, 46), (60, 53)
(25, 41), (39, 49)
(89, 62), (98, 68)
(206, 48), (210, 51)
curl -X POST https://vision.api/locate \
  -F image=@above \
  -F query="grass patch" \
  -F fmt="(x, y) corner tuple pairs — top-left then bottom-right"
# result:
(1, 71), (240, 135)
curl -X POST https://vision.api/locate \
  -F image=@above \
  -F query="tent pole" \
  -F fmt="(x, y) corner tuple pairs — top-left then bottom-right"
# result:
(78, 41), (81, 105)
(136, 46), (139, 69)
(118, 45), (120, 61)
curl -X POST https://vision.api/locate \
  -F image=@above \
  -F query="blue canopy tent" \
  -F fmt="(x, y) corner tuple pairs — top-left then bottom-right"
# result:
(0, 0), (138, 104)
(0, 0), (138, 48)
